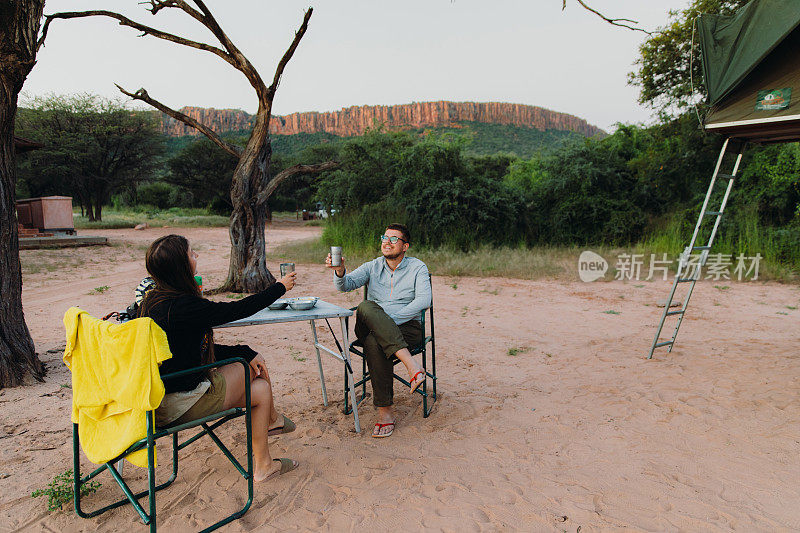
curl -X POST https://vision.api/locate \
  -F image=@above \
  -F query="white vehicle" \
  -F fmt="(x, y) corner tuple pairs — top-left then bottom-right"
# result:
(314, 202), (337, 219)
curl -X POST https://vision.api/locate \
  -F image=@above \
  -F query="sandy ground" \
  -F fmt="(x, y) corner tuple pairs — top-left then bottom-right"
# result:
(2, 224), (799, 532)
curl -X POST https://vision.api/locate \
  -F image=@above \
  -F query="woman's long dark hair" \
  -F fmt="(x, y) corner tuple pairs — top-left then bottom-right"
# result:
(139, 234), (215, 373)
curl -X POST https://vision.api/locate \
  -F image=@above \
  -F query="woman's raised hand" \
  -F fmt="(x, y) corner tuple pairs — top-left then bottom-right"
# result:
(279, 271), (296, 291)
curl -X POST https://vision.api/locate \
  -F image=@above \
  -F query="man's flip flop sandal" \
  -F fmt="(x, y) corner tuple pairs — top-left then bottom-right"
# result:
(263, 458), (298, 482)
(409, 370), (426, 394)
(268, 414), (296, 436)
(372, 422), (395, 438)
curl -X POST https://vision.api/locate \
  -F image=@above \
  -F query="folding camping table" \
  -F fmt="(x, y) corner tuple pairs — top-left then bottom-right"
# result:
(216, 300), (360, 432)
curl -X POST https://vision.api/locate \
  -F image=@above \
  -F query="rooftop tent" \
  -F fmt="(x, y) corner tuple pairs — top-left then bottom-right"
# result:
(649, 0), (800, 358)
(700, 0), (800, 142)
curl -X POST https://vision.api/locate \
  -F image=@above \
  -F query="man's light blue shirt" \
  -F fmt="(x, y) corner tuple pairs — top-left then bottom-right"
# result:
(333, 255), (431, 324)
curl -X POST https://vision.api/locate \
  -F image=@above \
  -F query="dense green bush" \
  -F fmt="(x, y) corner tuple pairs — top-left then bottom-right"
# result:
(405, 175), (524, 249)
(322, 201), (404, 250)
(312, 113), (798, 276)
(733, 143), (800, 226)
(317, 132), (527, 250)
(315, 130), (415, 211)
(519, 138), (648, 245)
(136, 182), (185, 210)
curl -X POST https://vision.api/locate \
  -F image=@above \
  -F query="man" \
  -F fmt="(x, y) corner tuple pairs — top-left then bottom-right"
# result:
(326, 223), (431, 438)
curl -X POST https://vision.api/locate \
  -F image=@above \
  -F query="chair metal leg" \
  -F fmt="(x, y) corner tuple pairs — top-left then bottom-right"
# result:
(421, 347), (429, 417)
(73, 423), (87, 519)
(74, 425), (179, 523)
(430, 351), (436, 400)
(146, 412), (156, 531)
(362, 356), (367, 400)
(199, 395), (254, 532)
(72, 359), (254, 531)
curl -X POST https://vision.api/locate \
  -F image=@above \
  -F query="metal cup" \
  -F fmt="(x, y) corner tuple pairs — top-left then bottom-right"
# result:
(279, 262), (295, 277)
(330, 246), (342, 267)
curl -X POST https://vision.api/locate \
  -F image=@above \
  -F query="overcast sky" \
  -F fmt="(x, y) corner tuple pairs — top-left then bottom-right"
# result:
(24, 1), (690, 132)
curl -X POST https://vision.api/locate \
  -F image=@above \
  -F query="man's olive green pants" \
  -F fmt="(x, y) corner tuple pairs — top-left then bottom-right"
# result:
(354, 300), (422, 407)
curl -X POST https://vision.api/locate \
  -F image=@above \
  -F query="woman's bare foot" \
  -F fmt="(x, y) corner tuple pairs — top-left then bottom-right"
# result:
(254, 458), (299, 483)
(268, 413), (284, 432)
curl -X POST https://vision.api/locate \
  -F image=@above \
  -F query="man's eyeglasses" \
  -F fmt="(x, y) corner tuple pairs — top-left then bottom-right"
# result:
(380, 235), (406, 244)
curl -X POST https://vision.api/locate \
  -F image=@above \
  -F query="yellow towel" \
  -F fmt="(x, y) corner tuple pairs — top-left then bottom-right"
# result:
(63, 307), (172, 467)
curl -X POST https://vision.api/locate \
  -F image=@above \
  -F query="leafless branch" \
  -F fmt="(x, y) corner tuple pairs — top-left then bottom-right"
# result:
(268, 8), (313, 100)
(116, 84), (242, 158)
(564, 0), (652, 34)
(141, 1), (186, 16)
(256, 161), (339, 205)
(176, 0), (271, 103)
(190, 0), (245, 60)
(38, 10), (240, 66)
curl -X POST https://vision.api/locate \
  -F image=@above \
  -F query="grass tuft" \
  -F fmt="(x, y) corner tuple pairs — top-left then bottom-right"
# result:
(267, 235), (799, 283)
(89, 286), (110, 295)
(73, 206), (231, 229)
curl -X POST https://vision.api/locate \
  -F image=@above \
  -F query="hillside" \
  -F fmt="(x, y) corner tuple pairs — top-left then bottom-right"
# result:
(158, 101), (605, 138)
(165, 123), (585, 160)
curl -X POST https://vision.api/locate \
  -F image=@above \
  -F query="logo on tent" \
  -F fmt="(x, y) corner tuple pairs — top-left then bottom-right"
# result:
(755, 88), (791, 111)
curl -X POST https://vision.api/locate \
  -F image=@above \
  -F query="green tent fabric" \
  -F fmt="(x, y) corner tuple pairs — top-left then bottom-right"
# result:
(704, 26), (800, 142)
(699, 0), (800, 106)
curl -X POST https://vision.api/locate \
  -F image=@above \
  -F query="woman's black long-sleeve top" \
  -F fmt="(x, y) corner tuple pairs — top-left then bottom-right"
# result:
(143, 283), (286, 393)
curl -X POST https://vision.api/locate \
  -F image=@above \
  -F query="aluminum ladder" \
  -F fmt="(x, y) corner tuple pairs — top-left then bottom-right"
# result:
(647, 138), (746, 359)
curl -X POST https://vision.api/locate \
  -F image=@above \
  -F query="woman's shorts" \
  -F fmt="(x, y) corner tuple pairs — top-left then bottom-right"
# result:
(172, 370), (227, 425)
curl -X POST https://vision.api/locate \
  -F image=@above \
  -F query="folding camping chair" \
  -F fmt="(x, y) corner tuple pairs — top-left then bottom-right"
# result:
(343, 274), (437, 417)
(72, 348), (254, 532)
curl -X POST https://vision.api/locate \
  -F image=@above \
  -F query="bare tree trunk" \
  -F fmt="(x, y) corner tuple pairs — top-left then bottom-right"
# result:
(0, 0), (46, 387)
(85, 195), (95, 222)
(220, 112), (274, 291)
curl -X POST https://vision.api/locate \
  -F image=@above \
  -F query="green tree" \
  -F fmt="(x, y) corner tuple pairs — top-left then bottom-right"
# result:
(526, 139), (647, 245)
(15, 94), (165, 220)
(165, 137), (240, 212)
(466, 153), (517, 182)
(628, 0), (749, 114)
(270, 142), (343, 212)
(733, 143), (800, 227)
(317, 131), (526, 249)
(610, 116), (724, 214)
(315, 130), (415, 211)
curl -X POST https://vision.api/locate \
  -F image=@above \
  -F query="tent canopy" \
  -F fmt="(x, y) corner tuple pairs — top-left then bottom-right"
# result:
(700, 0), (800, 142)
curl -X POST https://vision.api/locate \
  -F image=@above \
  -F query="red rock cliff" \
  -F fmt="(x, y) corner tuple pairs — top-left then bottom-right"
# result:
(160, 101), (604, 137)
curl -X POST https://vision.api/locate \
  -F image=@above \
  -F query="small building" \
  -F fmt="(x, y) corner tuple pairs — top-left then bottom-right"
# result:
(13, 137), (107, 248)
(16, 196), (75, 236)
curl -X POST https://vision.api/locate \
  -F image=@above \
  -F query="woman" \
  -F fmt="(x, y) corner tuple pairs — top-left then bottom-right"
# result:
(139, 234), (297, 483)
